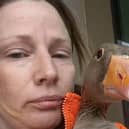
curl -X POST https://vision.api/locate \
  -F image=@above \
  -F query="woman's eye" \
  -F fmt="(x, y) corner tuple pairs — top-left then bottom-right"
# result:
(52, 52), (71, 59)
(6, 50), (29, 59)
(53, 54), (68, 58)
(7, 52), (28, 58)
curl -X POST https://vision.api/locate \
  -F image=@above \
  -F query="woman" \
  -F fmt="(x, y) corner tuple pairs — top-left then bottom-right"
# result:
(0, 0), (84, 129)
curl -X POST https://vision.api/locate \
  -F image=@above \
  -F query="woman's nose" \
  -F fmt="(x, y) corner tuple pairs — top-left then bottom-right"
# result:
(33, 55), (58, 86)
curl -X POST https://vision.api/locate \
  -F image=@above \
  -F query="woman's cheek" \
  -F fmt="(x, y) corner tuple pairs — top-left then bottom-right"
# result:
(57, 62), (75, 92)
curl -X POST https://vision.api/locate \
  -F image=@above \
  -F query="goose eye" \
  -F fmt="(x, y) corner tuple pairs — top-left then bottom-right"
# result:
(94, 48), (104, 61)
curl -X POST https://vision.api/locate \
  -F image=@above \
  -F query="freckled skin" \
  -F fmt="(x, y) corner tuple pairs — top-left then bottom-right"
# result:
(0, 1), (75, 129)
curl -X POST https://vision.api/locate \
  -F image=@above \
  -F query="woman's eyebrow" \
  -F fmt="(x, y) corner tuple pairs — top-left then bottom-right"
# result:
(50, 37), (72, 48)
(0, 34), (35, 49)
(0, 35), (72, 51)
(0, 35), (33, 42)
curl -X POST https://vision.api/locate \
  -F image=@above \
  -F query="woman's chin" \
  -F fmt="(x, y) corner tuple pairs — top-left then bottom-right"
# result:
(20, 110), (62, 129)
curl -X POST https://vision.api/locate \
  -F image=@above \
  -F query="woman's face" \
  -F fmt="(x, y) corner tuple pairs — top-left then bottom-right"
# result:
(0, 1), (75, 129)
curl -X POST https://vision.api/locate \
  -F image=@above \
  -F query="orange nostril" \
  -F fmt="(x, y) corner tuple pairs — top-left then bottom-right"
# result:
(118, 73), (123, 80)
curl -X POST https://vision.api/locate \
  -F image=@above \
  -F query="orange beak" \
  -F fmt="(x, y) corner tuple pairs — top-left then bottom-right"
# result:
(102, 55), (129, 101)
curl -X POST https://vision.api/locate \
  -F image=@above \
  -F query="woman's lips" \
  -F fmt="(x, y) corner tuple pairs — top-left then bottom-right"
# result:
(29, 95), (64, 110)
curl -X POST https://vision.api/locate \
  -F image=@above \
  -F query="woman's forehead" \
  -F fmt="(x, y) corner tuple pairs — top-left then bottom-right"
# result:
(0, 0), (70, 42)
(0, 1), (59, 20)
